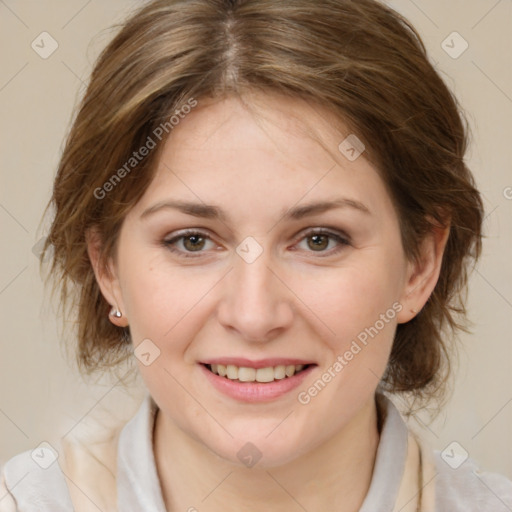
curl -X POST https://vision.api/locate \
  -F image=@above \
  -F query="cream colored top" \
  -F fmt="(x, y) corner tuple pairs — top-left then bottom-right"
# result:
(1, 393), (511, 511)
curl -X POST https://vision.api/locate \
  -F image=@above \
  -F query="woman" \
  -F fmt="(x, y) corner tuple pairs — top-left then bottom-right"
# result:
(1, 0), (511, 510)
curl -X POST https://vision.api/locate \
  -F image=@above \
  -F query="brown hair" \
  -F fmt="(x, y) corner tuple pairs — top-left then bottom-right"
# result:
(40, 0), (483, 403)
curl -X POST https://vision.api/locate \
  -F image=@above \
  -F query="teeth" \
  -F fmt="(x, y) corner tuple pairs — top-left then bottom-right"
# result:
(207, 363), (307, 382)
(285, 365), (296, 377)
(255, 367), (274, 383)
(274, 365), (286, 379)
(226, 365), (238, 379)
(238, 367), (256, 382)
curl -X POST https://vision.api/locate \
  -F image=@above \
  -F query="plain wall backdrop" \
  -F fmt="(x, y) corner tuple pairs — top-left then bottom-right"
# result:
(1, 0), (511, 482)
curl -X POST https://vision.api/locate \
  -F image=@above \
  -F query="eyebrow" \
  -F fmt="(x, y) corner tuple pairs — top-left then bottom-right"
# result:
(140, 197), (371, 222)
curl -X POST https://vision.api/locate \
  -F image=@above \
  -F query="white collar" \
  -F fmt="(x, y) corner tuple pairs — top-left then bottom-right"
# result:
(116, 392), (409, 511)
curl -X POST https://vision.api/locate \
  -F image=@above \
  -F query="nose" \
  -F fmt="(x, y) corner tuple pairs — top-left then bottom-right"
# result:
(216, 249), (294, 343)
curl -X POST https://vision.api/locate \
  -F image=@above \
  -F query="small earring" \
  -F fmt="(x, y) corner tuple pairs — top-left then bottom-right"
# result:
(109, 306), (122, 318)
(411, 308), (418, 314)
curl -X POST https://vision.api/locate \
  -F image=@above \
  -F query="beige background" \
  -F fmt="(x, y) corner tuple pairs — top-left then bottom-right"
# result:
(1, 0), (511, 482)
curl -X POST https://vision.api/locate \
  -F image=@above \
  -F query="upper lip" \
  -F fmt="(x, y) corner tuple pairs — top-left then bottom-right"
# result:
(201, 358), (316, 369)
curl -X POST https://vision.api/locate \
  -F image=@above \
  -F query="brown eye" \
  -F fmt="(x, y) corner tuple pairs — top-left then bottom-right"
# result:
(307, 234), (329, 251)
(183, 234), (206, 251)
(295, 229), (350, 256)
(163, 230), (216, 257)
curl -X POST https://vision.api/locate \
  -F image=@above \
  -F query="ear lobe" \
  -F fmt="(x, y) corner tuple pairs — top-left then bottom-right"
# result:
(397, 222), (450, 324)
(85, 227), (129, 327)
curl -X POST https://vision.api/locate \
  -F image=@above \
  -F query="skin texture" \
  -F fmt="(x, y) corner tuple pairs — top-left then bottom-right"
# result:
(88, 92), (449, 511)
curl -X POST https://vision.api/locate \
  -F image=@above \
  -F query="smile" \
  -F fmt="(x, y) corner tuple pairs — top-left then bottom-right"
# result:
(200, 361), (316, 402)
(205, 363), (310, 383)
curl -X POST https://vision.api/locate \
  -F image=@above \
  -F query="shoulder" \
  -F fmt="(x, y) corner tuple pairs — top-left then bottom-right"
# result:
(0, 393), (148, 511)
(1, 429), (124, 512)
(0, 444), (73, 511)
(433, 449), (512, 511)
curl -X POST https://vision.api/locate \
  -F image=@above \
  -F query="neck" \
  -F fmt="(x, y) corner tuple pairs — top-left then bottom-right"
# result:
(154, 397), (380, 512)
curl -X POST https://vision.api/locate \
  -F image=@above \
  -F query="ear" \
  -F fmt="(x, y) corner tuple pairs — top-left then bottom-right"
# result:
(396, 220), (450, 324)
(85, 227), (129, 327)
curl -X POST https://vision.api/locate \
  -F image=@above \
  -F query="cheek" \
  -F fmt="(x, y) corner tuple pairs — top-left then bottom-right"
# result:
(118, 247), (196, 342)
(296, 263), (401, 336)
(119, 253), (225, 367)
(297, 268), (399, 403)
(121, 260), (205, 397)
(292, 257), (403, 390)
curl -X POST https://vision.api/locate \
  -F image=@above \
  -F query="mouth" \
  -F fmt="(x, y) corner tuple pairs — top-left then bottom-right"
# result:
(198, 358), (317, 402)
(202, 362), (314, 383)
(199, 358), (317, 401)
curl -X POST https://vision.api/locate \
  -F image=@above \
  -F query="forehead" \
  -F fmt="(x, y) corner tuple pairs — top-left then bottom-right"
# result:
(166, 92), (343, 163)
(130, 93), (396, 224)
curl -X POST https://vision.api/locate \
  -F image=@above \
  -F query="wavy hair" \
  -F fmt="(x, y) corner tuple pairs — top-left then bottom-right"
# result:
(40, 0), (483, 404)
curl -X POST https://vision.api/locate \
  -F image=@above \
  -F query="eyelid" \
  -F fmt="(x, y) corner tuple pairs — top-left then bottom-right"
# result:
(290, 227), (351, 257)
(162, 226), (351, 258)
(163, 228), (218, 258)
(294, 226), (351, 245)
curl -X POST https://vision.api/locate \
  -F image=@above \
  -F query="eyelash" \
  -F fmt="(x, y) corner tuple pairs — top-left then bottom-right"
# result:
(162, 228), (351, 259)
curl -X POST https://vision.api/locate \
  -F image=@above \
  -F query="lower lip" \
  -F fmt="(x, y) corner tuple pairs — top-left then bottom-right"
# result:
(199, 364), (316, 402)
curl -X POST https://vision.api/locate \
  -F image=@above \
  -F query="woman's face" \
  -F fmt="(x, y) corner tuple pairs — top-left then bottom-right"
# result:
(102, 93), (420, 466)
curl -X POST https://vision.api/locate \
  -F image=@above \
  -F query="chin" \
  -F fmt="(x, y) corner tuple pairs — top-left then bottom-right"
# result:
(199, 421), (312, 470)
(217, 440), (305, 470)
